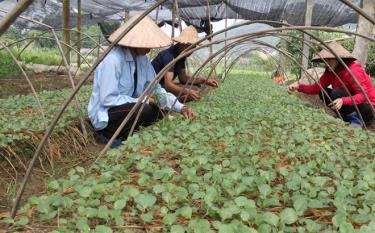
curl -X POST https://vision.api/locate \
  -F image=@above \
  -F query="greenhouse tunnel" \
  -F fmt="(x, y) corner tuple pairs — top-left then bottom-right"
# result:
(1, 0), (375, 232)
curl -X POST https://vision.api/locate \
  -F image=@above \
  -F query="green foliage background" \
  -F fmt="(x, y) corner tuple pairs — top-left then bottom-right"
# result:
(0, 25), (105, 77)
(280, 30), (375, 78)
(341, 39), (375, 77)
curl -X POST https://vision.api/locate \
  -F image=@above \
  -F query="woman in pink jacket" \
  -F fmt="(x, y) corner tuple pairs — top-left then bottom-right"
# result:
(288, 42), (375, 127)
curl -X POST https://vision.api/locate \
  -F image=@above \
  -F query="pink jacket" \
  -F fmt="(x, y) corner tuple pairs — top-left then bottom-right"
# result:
(298, 62), (375, 106)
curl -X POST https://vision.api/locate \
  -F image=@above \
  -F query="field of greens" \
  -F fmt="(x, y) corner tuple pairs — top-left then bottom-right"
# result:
(4, 72), (375, 232)
(0, 86), (91, 148)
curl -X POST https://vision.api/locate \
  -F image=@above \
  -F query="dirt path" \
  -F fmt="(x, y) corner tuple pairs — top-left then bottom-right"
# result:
(0, 73), (91, 99)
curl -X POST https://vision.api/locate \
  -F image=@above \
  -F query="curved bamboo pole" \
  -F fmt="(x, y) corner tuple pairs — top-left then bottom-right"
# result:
(209, 46), (284, 84)
(0, 20), (104, 79)
(175, 0), (182, 33)
(208, 46), (281, 81)
(15, 33), (102, 64)
(8, 33), (103, 77)
(0, 0), (33, 37)
(1, 43), (56, 168)
(51, 28), (88, 136)
(339, 0), (375, 24)
(17, 39), (34, 59)
(0, 36), (91, 67)
(2, 35), (93, 134)
(0, 9), (104, 57)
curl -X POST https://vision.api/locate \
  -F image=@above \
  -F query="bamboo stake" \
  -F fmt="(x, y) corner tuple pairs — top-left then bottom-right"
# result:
(171, 0), (176, 37)
(206, 0), (216, 77)
(0, 0), (33, 37)
(175, 0), (182, 32)
(301, 0), (313, 78)
(77, 0), (81, 67)
(51, 29), (87, 136)
(63, 0), (70, 64)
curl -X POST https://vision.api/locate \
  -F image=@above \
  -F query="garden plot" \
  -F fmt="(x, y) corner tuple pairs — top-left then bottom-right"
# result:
(3, 71), (375, 233)
(0, 86), (91, 147)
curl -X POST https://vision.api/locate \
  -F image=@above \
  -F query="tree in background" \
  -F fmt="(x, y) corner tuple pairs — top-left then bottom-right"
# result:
(342, 39), (375, 77)
(279, 30), (347, 78)
(279, 29), (375, 78)
(352, 0), (374, 64)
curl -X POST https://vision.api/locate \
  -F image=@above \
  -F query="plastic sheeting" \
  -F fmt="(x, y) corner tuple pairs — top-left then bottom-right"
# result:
(0, 0), (364, 31)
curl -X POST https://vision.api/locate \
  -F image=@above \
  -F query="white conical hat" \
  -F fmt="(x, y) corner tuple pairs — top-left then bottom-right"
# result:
(172, 25), (200, 44)
(312, 41), (356, 62)
(108, 14), (172, 48)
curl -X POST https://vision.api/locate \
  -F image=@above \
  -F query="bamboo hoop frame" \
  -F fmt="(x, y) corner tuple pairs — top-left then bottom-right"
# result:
(164, 27), (373, 124)
(1, 0), (374, 218)
(9, 23), (375, 218)
(94, 26), (373, 169)
(204, 32), (360, 123)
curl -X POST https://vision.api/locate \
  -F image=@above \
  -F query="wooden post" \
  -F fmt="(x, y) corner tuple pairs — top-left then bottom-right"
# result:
(206, 0), (215, 76)
(353, 0), (374, 64)
(63, 0), (70, 64)
(155, 6), (160, 24)
(278, 20), (287, 77)
(301, 0), (313, 77)
(0, 0), (33, 37)
(76, 0), (81, 67)
(124, 9), (130, 22)
(97, 36), (100, 58)
(171, 0), (176, 37)
(175, 0), (182, 33)
(224, 3), (228, 77)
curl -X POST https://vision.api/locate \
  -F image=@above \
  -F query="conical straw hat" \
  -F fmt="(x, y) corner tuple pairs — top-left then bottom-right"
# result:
(172, 25), (200, 44)
(108, 14), (172, 48)
(312, 41), (356, 62)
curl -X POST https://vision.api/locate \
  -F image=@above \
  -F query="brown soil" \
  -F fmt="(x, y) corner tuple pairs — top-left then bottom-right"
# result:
(0, 73), (92, 99)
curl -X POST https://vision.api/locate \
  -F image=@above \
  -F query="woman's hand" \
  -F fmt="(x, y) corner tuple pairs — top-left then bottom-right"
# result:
(181, 106), (197, 119)
(287, 81), (299, 94)
(205, 78), (219, 87)
(329, 98), (343, 110)
(185, 89), (200, 101)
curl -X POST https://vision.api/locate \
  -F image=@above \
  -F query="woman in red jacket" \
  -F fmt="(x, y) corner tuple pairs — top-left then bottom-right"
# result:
(288, 42), (375, 127)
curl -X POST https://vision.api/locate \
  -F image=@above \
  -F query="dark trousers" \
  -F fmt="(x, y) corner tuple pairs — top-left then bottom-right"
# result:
(319, 88), (375, 123)
(97, 103), (163, 140)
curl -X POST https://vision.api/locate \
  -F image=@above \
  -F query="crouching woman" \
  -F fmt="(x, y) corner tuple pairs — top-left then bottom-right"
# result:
(287, 42), (375, 127)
